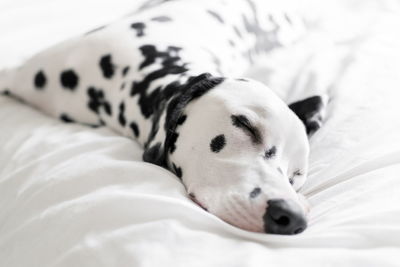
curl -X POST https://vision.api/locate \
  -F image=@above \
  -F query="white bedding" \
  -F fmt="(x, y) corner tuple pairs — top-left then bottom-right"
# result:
(1, 0), (400, 266)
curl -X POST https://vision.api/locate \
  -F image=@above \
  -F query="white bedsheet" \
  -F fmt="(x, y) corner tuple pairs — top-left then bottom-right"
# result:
(1, 0), (400, 266)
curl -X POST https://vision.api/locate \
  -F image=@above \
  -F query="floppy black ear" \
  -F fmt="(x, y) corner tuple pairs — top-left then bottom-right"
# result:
(288, 95), (326, 136)
(142, 73), (225, 170)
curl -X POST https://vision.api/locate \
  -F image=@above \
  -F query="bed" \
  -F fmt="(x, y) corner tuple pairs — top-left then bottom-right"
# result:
(1, 0), (400, 266)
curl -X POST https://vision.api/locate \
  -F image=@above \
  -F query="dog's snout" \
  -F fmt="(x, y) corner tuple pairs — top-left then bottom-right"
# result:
(264, 199), (307, 235)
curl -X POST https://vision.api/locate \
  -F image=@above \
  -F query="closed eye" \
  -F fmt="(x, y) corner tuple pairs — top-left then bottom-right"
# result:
(231, 114), (262, 144)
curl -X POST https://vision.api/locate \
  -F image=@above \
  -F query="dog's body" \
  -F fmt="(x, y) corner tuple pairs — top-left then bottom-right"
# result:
(0, 0), (327, 234)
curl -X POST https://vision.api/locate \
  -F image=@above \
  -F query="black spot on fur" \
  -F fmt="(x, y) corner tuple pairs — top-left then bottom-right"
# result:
(118, 102), (126, 126)
(168, 132), (179, 154)
(60, 70), (79, 90)
(34, 70), (46, 89)
(207, 10), (224, 23)
(233, 26), (243, 39)
(103, 102), (112, 116)
(142, 142), (163, 165)
(60, 113), (75, 123)
(284, 13), (292, 24)
(265, 146), (277, 159)
(131, 22), (146, 37)
(122, 66), (130, 76)
(177, 115), (186, 125)
(210, 134), (226, 153)
(289, 95), (325, 135)
(130, 121), (140, 138)
(172, 163), (182, 179)
(99, 54), (116, 79)
(87, 87), (112, 116)
(241, 0), (282, 60)
(85, 25), (106, 35)
(137, 45), (184, 71)
(131, 45), (188, 119)
(231, 115), (262, 144)
(250, 187), (262, 198)
(1, 89), (10, 96)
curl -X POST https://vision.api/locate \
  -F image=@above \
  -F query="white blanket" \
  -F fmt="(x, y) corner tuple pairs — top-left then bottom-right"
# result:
(1, 0), (400, 266)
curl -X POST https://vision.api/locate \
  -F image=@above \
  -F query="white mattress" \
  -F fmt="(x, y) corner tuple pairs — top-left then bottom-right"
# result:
(1, 0), (400, 266)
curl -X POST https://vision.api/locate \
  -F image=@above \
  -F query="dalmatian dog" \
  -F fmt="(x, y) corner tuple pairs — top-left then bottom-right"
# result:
(0, 0), (328, 235)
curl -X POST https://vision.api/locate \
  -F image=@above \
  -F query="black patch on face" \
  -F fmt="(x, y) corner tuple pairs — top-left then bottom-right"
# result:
(87, 87), (112, 116)
(172, 163), (183, 179)
(99, 54), (116, 79)
(34, 70), (46, 89)
(122, 66), (130, 76)
(131, 22), (146, 37)
(60, 113), (75, 123)
(60, 70), (79, 90)
(210, 134), (226, 153)
(207, 10), (225, 24)
(265, 146), (276, 159)
(140, 73), (224, 170)
(250, 187), (262, 198)
(231, 115), (262, 144)
(163, 74), (224, 157)
(130, 121), (140, 138)
(151, 16), (172, 22)
(85, 25), (106, 35)
(118, 102), (126, 126)
(288, 95), (325, 136)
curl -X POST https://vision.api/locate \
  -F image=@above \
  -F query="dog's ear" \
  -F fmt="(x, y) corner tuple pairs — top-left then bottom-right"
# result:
(288, 95), (327, 136)
(143, 73), (225, 170)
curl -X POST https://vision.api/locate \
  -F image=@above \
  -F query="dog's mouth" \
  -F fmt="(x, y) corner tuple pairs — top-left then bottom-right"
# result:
(186, 192), (309, 235)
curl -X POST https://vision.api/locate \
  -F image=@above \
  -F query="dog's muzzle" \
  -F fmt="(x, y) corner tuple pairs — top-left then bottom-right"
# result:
(263, 199), (307, 235)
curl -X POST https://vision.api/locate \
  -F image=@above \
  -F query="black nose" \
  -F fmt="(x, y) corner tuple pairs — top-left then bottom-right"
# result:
(263, 199), (307, 235)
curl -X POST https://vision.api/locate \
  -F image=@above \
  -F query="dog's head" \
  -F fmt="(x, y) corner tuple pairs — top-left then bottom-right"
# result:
(144, 73), (324, 235)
